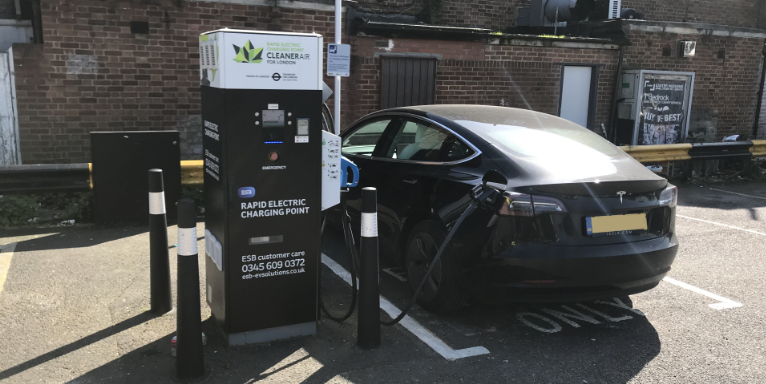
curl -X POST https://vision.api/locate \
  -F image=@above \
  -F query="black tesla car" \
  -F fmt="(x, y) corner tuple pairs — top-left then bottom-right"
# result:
(338, 105), (678, 312)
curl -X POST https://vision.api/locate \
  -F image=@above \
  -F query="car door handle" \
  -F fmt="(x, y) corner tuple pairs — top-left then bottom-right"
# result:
(402, 179), (418, 184)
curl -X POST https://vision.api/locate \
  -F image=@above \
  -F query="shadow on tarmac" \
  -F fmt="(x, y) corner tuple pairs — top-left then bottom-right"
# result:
(3, 225), (206, 253)
(4, 225), (147, 252)
(678, 183), (766, 220)
(0, 312), (155, 381)
(2, 224), (661, 382)
(58, 295), (660, 383)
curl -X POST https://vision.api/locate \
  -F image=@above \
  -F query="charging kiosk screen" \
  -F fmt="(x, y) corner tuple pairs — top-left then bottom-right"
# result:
(263, 110), (285, 127)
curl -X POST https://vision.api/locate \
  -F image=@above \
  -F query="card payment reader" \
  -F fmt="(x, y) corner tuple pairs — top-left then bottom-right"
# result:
(200, 29), (326, 345)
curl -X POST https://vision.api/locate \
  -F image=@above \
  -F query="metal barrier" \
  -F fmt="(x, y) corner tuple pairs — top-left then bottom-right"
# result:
(0, 163), (91, 194)
(751, 140), (766, 157)
(619, 144), (692, 163)
(180, 160), (204, 186)
(687, 141), (754, 160)
(3, 140), (763, 194)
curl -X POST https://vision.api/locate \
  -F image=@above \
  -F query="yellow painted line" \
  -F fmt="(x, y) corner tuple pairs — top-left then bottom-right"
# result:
(0, 243), (16, 299)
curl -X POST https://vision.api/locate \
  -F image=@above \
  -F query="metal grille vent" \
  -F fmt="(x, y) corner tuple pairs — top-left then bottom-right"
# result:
(609, 0), (621, 19)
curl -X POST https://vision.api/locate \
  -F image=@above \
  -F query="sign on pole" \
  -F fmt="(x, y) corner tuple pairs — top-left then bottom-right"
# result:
(327, 43), (350, 77)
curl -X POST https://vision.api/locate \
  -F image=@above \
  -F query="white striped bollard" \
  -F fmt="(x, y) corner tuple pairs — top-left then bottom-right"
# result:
(176, 198), (205, 380)
(358, 187), (381, 349)
(149, 169), (172, 315)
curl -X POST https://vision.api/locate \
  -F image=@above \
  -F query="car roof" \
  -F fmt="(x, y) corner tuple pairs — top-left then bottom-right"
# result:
(383, 105), (573, 129)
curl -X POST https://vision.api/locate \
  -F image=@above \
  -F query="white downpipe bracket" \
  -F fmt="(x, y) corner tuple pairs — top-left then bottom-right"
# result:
(334, 0), (341, 135)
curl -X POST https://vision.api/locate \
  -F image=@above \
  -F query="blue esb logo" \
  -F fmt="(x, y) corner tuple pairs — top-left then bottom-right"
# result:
(238, 187), (255, 198)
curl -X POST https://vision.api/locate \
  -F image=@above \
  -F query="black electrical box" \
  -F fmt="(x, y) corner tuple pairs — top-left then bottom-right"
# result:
(91, 131), (181, 226)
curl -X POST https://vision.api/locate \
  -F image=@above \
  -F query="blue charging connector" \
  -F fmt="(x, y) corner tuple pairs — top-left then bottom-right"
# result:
(340, 156), (359, 188)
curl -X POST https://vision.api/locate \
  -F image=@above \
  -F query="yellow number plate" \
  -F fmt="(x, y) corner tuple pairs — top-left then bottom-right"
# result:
(586, 213), (647, 235)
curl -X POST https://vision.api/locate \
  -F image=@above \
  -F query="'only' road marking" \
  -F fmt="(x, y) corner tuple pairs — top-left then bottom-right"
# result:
(0, 243), (16, 299)
(321, 254), (489, 360)
(516, 298), (645, 334)
(677, 214), (766, 237)
(663, 276), (743, 310)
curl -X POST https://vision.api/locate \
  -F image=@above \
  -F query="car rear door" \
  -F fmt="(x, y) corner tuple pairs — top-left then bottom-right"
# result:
(372, 117), (466, 260)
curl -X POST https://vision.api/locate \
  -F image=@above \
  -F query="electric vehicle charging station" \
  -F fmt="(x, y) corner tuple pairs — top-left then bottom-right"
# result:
(199, 29), (342, 345)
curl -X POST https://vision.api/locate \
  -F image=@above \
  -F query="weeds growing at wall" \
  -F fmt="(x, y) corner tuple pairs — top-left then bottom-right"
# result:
(0, 192), (93, 227)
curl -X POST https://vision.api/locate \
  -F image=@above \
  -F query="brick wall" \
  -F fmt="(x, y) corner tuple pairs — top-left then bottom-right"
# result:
(351, 36), (485, 60)
(436, 0), (525, 30)
(345, 36), (487, 124)
(13, 0), (344, 163)
(454, 45), (617, 128)
(623, 30), (765, 140)
(355, 0), (425, 16)
(622, 0), (762, 29)
(344, 38), (618, 129)
(345, 56), (380, 124)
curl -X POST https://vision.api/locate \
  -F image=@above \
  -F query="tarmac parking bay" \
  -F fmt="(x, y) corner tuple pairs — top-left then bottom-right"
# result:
(0, 183), (764, 383)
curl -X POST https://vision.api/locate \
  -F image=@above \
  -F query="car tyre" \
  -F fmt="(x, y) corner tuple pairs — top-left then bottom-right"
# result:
(404, 220), (468, 313)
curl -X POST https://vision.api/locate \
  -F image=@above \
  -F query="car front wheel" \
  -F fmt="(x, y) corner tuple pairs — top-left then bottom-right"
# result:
(404, 220), (468, 313)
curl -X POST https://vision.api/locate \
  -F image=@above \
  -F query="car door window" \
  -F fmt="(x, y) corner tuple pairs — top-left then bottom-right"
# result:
(385, 119), (474, 162)
(341, 118), (393, 156)
(442, 138), (473, 162)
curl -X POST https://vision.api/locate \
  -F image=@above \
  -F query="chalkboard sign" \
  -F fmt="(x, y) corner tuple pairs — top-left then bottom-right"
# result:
(638, 75), (691, 145)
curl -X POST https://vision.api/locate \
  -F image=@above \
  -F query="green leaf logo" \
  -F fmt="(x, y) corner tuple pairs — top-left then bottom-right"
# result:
(232, 41), (263, 63)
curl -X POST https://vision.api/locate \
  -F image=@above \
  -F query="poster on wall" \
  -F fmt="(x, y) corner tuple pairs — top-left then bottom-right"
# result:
(637, 74), (693, 145)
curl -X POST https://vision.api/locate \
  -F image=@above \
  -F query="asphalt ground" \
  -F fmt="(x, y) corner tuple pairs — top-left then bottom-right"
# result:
(0, 181), (764, 383)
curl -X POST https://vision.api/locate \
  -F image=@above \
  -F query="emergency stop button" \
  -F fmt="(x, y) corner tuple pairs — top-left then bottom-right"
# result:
(268, 151), (279, 161)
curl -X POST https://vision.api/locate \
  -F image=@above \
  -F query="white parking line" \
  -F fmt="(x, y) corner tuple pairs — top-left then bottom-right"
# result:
(663, 276), (743, 310)
(0, 243), (16, 299)
(676, 214), (766, 236)
(709, 187), (766, 201)
(382, 267), (408, 282)
(321, 254), (490, 360)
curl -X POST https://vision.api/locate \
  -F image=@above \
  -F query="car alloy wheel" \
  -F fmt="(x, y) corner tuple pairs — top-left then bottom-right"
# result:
(406, 232), (443, 301)
(404, 220), (468, 313)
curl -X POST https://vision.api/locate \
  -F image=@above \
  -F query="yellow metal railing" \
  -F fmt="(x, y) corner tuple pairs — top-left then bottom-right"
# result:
(181, 160), (204, 186)
(750, 140), (766, 157)
(84, 142), (760, 187)
(619, 143), (692, 163)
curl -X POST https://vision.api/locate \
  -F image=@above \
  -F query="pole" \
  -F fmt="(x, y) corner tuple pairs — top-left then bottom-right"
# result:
(357, 187), (380, 349)
(176, 198), (204, 380)
(148, 169), (172, 315)
(334, 0), (341, 135)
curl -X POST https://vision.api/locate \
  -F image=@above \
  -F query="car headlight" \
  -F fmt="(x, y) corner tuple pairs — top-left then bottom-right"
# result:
(659, 184), (677, 208)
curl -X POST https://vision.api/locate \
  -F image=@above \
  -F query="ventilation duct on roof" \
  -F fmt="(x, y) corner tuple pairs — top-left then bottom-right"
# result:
(608, 0), (621, 19)
(517, 0), (595, 27)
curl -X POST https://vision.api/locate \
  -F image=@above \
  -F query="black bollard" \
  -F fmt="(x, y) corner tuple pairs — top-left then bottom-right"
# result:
(149, 169), (172, 315)
(358, 187), (381, 349)
(176, 198), (205, 380)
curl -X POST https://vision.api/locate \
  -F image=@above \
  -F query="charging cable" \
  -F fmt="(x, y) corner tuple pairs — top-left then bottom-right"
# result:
(319, 193), (361, 322)
(380, 182), (501, 326)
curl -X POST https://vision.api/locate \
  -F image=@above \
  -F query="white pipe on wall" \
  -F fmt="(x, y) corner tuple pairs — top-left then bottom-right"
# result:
(334, 0), (341, 135)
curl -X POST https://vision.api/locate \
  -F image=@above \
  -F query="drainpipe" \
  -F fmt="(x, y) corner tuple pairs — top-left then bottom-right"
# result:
(753, 45), (766, 139)
(609, 42), (626, 143)
(14, 0), (21, 19)
(334, 0), (341, 135)
(31, 0), (43, 43)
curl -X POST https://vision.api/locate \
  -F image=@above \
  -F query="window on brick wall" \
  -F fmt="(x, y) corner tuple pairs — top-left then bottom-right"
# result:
(381, 57), (437, 109)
